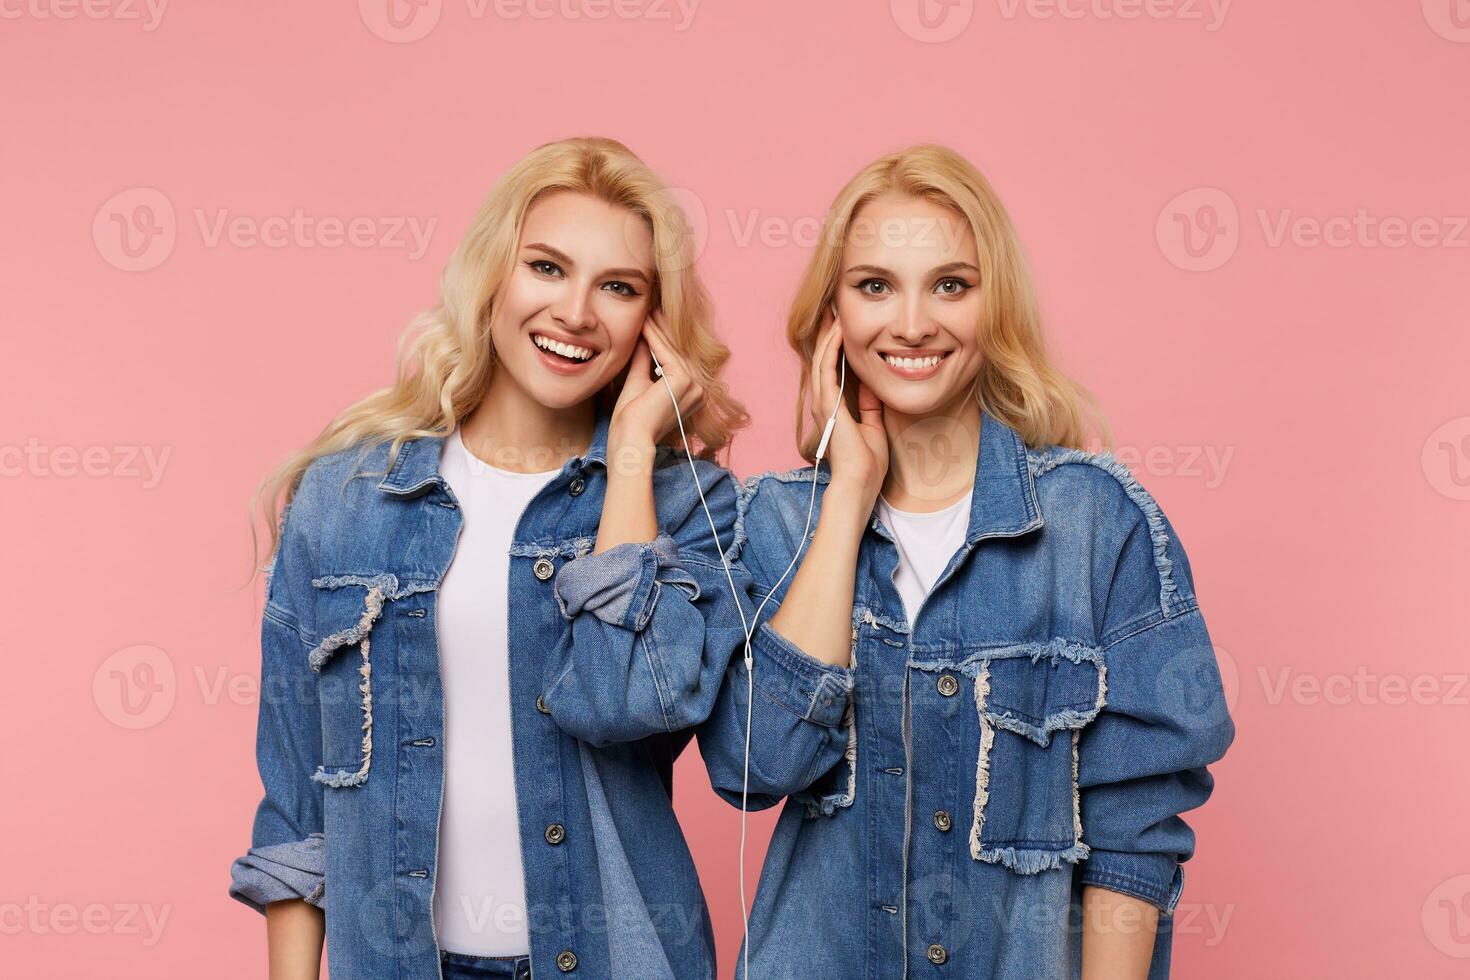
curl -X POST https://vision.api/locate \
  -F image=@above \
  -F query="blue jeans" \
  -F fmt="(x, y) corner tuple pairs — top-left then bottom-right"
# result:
(439, 950), (531, 979)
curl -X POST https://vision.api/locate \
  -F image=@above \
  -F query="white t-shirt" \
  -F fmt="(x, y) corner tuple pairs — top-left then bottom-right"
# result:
(875, 490), (972, 626)
(431, 427), (560, 956)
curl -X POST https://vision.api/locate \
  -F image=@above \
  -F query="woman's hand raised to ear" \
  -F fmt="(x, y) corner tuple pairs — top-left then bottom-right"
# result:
(596, 311), (704, 552)
(610, 310), (706, 450)
(810, 309), (888, 509)
(759, 310), (885, 670)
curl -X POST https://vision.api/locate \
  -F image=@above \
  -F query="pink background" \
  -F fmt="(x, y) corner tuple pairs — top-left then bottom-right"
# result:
(3, 1), (1468, 977)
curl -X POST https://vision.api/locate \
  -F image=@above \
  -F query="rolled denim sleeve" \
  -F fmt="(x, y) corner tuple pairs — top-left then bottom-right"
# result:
(554, 531), (699, 632)
(230, 833), (326, 913)
(542, 461), (750, 747)
(697, 473), (857, 810)
(1077, 507), (1235, 916)
(229, 496), (327, 914)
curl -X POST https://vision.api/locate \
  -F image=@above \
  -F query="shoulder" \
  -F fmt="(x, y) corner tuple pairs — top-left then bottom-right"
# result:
(266, 442), (385, 626)
(289, 438), (397, 517)
(649, 447), (742, 518)
(738, 464), (827, 524)
(652, 445), (737, 492)
(1026, 444), (1196, 617)
(1026, 445), (1169, 531)
(728, 464), (831, 571)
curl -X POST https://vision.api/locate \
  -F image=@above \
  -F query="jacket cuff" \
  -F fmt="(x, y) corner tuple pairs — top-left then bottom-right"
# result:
(554, 532), (698, 631)
(750, 620), (853, 728)
(229, 833), (326, 915)
(1079, 849), (1185, 915)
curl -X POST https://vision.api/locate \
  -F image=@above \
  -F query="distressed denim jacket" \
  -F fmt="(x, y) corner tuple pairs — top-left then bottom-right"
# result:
(228, 410), (750, 980)
(697, 409), (1236, 980)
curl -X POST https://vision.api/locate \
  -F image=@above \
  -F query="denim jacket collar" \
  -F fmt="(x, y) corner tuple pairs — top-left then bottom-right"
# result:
(376, 409), (613, 496)
(870, 408), (1043, 545)
(967, 408), (1044, 544)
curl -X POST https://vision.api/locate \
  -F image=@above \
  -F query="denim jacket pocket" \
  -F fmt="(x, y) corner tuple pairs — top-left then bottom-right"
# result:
(306, 573), (399, 788)
(967, 640), (1107, 874)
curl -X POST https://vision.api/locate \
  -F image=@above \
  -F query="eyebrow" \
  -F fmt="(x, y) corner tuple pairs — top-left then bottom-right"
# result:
(844, 261), (981, 277)
(523, 242), (651, 284)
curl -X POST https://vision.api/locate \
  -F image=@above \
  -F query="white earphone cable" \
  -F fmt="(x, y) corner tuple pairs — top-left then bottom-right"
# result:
(651, 348), (844, 980)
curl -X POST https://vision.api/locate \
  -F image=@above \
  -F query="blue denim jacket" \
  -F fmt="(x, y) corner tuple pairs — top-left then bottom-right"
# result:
(229, 410), (749, 980)
(697, 409), (1236, 979)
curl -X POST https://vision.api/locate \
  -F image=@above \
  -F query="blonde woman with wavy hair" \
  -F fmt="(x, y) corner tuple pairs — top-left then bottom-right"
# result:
(700, 145), (1233, 979)
(229, 136), (750, 980)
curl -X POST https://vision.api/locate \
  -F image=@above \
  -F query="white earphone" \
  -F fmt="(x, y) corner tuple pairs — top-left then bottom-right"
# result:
(650, 315), (845, 979)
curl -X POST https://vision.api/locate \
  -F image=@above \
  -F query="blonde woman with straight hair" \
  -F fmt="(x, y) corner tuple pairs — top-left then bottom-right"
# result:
(699, 144), (1234, 979)
(229, 136), (750, 980)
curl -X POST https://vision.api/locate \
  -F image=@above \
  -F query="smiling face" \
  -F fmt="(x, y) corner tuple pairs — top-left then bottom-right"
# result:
(487, 189), (655, 410)
(834, 193), (985, 421)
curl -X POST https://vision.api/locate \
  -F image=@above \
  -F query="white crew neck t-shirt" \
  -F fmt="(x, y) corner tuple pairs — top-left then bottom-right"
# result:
(875, 489), (972, 626)
(431, 427), (561, 956)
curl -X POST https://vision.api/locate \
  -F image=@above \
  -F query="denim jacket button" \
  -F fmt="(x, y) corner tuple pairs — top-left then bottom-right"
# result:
(926, 942), (948, 965)
(545, 822), (566, 845)
(533, 557), (555, 581)
(933, 810), (953, 832)
(555, 949), (578, 971)
(568, 476), (586, 496)
(535, 694), (551, 714)
(937, 673), (959, 697)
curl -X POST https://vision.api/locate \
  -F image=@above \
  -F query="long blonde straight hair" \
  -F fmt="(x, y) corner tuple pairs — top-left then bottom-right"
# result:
(787, 144), (1108, 459)
(246, 136), (747, 582)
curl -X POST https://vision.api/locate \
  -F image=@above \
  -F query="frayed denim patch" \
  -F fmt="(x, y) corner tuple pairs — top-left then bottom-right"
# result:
(911, 636), (1102, 678)
(307, 583), (385, 788)
(966, 643), (1107, 872)
(508, 536), (598, 561)
(858, 606), (911, 636)
(971, 664), (997, 855)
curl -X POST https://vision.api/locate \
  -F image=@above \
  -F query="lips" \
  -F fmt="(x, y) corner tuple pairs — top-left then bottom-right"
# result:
(529, 331), (601, 375)
(531, 332), (598, 362)
(879, 349), (951, 380)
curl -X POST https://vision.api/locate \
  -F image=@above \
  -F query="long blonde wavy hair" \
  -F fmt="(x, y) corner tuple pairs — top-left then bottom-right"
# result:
(246, 136), (747, 583)
(787, 144), (1109, 459)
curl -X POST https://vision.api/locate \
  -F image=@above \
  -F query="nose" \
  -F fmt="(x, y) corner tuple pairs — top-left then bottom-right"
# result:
(550, 287), (598, 332)
(893, 293), (938, 344)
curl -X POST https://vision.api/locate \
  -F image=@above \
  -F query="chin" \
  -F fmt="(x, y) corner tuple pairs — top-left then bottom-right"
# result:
(868, 386), (945, 417)
(535, 385), (600, 411)
(506, 360), (598, 409)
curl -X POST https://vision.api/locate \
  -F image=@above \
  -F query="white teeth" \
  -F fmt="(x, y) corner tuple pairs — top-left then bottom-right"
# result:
(884, 353), (942, 370)
(533, 334), (595, 361)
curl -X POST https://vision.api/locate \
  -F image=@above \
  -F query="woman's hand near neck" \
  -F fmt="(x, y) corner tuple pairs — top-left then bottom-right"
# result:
(459, 369), (596, 474)
(879, 394), (980, 513)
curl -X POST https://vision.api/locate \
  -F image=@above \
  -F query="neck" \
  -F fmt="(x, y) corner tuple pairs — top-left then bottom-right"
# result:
(880, 394), (981, 512)
(460, 370), (596, 473)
